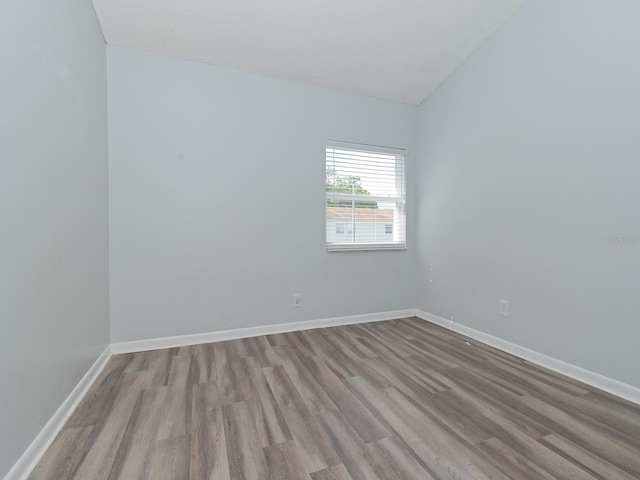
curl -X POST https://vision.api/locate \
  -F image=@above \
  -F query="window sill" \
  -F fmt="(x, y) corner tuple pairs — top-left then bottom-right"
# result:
(326, 243), (407, 252)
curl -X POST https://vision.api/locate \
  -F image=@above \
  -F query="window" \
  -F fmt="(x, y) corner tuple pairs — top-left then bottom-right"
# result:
(326, 140), (406, 251)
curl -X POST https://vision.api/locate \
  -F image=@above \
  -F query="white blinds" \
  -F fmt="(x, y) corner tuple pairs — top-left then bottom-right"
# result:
(326, 140), (406, 251)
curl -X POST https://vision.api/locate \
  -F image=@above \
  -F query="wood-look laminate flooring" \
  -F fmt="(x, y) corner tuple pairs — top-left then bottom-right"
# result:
(30, 317), (640, 480)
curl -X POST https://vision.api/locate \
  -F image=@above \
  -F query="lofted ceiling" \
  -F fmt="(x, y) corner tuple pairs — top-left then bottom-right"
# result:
(92, 0), (523, 105)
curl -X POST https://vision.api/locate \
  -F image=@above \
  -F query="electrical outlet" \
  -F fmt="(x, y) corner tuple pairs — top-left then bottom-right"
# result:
(499, 300), (509, 317)
(293, 293), (302, 308)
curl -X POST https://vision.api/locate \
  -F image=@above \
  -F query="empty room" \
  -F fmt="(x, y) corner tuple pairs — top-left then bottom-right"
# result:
(2, 0), (640, 479)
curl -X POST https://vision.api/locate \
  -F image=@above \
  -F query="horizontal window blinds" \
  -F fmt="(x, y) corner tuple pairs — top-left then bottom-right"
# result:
(326, 141), (406, 251)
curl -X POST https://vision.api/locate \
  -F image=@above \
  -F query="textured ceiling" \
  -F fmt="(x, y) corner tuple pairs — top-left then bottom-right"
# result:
(92, 0), (523, 105)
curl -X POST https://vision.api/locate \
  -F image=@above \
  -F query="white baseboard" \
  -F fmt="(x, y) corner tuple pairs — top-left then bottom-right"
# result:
(4, 346), (112, 480)
(414, 309), (640, 406)
(110, 309), (417, 354)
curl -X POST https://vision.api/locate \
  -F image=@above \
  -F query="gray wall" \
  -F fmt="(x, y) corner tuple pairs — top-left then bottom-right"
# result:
(107, 46), (418, 342)
(417, 0), (640, 388)
(0, 0), (109, 475)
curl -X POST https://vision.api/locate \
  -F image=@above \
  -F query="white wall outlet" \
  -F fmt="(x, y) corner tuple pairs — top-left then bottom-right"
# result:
(499, 299), (509, 317)
(293, 293), (302, 307)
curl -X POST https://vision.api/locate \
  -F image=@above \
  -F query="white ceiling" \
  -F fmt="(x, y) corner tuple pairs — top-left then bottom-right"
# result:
(92, 0), (523, 105)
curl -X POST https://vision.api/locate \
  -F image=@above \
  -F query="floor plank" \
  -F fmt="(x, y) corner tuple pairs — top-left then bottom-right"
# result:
(28, 317), (640, 480)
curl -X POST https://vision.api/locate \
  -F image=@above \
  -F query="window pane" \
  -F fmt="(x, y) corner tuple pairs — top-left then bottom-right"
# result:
(326, 141), (406, 250)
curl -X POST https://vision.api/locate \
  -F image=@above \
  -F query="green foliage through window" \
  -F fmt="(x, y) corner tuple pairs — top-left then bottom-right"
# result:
(326, 169), (378, 208)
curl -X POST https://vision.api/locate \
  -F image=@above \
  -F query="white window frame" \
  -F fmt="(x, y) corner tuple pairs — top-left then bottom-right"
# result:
(326, 140), (407, 252)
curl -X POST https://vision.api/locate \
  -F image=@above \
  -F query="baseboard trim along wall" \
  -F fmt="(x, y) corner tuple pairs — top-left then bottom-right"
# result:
(5, 346), (113, 480)
(8, 308), (640, 480)
(110, 309), (417, 354)
(414, 309), (640, 406)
